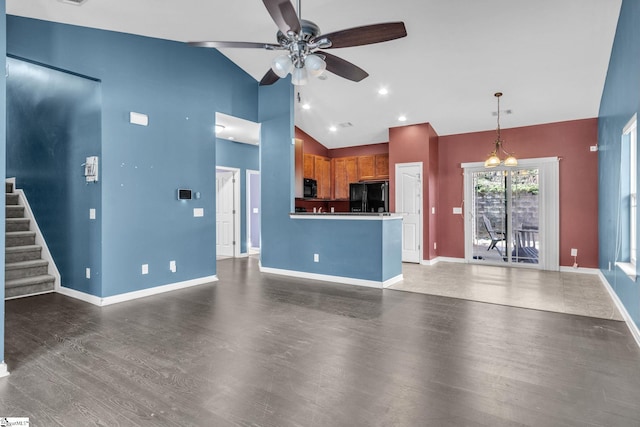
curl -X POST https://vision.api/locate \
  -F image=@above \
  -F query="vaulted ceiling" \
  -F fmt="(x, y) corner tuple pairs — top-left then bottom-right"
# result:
(7, 0), (622, 148)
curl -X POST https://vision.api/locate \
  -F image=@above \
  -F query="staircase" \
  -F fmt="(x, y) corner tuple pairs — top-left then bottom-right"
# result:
(5, 181), (55, 299)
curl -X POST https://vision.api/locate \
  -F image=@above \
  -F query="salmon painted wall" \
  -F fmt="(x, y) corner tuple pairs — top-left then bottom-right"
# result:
(295, 127), (329, 157)
(329, 142), (389, 158)
(438, 118), (599, 267)
(389, 123), (439, 260)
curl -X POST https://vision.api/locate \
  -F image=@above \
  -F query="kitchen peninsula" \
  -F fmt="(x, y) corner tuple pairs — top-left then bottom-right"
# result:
(272, 211), (404, 289)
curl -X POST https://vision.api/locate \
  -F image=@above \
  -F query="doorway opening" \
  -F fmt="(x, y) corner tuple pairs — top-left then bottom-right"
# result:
(463, 157), (559, 270)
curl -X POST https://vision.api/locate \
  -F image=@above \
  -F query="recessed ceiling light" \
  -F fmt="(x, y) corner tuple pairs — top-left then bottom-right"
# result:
(378, 87), (388, 95)
(302, 103), (311, 110)
(398, 115), (407, 122)
(329, 126), (337, 132)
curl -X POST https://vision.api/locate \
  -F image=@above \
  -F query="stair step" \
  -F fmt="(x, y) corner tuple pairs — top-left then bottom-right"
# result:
(6, 245), (43, 263)
(6, 205), (25, 218)
(6, 231), (36, 247)
(6, 181), (13, 193)
(5, 259), (49, 281)
(6, 218), (30, 232)
(5, 274), (55, 299)
(6, 193), (19, 206)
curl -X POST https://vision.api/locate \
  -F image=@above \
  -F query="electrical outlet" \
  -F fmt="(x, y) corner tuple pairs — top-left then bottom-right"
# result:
(170, 260), (176, 273)
(89, 208), (96, 220)
(314, 253), (319, 263)
(142, 264), (149, 275)
(570, 248), (578, 257)
(86, 268), (91, 279)
(434, 242), (437, 250)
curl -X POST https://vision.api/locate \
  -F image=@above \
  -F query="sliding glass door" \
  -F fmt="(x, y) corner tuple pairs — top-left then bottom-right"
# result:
(463, 158), (559, 270)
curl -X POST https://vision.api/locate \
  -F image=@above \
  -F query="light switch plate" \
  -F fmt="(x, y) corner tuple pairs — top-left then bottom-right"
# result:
(453, 207), (463, 214)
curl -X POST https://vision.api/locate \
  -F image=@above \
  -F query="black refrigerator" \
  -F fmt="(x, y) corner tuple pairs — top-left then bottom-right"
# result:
(350, 182), (389, 213)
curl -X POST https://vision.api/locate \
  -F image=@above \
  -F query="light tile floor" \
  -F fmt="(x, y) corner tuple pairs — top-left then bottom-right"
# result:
(391, 262), (623, 321)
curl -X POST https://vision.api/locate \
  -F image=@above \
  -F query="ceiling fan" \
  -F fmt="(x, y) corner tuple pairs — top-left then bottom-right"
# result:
(189, 0), (407, 86)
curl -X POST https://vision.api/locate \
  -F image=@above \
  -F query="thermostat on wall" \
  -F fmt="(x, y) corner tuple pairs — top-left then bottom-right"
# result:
(177, 189), (192, 200)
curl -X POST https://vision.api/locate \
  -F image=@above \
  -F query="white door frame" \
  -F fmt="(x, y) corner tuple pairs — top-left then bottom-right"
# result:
(462, 157), (559, 271)
(395, 162), (423, 263)
(216, 166), (241, 258)
(246, 169), (260, 254)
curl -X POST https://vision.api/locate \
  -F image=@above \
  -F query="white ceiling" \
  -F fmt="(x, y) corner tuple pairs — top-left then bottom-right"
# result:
(7, 0), (622, 148)
(215, 112), (261, 145)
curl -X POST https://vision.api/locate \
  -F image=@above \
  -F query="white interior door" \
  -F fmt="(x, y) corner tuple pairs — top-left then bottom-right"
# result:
(396, 163), (423, 263)
(216, 170), (235, 257)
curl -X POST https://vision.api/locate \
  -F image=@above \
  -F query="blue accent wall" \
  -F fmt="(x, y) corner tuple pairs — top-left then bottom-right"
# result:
(6, 57), (102, 295)
(216, 138), (259, 254)
(7, 16), (260, 297)
(598, 0), (640, 328)
(1, 0), (7, 365)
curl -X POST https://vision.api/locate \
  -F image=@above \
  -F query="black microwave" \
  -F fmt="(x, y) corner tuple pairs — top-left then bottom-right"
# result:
(303, 178), (317, 198)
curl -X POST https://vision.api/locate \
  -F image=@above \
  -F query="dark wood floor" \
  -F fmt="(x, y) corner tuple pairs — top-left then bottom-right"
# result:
(2, 257), (640, 426)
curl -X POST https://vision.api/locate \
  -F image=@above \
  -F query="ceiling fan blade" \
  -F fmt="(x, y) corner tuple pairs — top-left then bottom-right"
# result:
(259, 69), (281, 86)
(319, 22), (407, 49)
(322, 52), (369, 82)
(262, 0), (301, 35)
(188, 41), (282, 50)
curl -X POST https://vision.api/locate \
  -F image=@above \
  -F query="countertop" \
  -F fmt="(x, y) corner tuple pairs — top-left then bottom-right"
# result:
(289, 212), (402, 220)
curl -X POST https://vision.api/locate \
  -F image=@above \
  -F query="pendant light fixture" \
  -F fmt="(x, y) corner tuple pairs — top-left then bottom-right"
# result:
(484, 92), (517, 168)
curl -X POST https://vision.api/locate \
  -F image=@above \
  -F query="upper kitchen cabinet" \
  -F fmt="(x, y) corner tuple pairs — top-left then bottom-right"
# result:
(375, 154), (389, 179)
(315, 156), (332, 199)
(303, 153), (316, 179)
(358, 154), (389, 181)
(333, 156), (358, 200)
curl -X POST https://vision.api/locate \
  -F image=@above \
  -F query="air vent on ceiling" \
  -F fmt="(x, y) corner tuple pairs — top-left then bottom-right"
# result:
(339, 122), (353, 128)
(59, 0), (88, 5)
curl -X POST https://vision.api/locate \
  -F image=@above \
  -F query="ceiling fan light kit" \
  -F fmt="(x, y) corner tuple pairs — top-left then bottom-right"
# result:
(188, 0), (407, 86)
(484, 92), (518, 168)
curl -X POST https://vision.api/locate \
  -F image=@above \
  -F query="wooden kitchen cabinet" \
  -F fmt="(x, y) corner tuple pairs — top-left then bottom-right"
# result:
(315, 156), (332, 199)
(375, 153), (389, 179)
(358, 155), (376, 181)
(303, 154), (315, 179)
(358, 154), (388, 181)
(333, 156), (359, 200)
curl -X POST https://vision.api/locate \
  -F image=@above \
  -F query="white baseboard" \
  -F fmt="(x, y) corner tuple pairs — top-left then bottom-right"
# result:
(5, 289), (55, 301)
(559, 266), (600, 275)
(0, 362), (9, 378)
(421, 257), (466, 266)
(598, 271), (640, 349)
(259, 265), (399, 289)
(57, 275), (218, 307)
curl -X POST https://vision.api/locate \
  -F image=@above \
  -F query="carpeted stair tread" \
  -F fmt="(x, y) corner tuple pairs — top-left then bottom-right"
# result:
(6, 218), (30, 232)
(6, 230), (36, 247)
(6, 193), (19, 205)
(6, 205), (25, 218)
(5, 274), (55, 289)
(5, 259), (49, 271)
(6, 244), (41, 254)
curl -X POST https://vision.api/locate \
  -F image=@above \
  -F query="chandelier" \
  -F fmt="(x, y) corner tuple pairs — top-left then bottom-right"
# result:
(484, 92), (517, 168)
